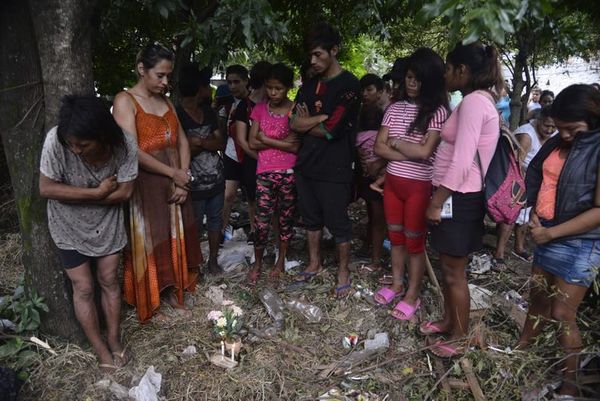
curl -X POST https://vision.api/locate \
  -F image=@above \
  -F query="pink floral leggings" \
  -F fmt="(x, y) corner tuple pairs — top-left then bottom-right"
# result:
(254, 172), (296, 248)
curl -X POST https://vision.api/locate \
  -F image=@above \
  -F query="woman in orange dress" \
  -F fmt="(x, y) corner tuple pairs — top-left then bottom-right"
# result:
(113, 43), (201, 322)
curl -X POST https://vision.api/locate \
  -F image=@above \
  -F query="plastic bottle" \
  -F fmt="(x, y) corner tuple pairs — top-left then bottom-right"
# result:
(285, 298), (323, 323)
(259, 288), (285, 331)
(223, 225), (233, 241)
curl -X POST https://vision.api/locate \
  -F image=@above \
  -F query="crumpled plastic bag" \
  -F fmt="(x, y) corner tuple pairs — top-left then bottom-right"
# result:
(218, 242), (253, 272)
(204, 285), (226, 306)
(469, 283), (492, 310)
(468, 254), (492, 274)
(128, 366), (162, 401)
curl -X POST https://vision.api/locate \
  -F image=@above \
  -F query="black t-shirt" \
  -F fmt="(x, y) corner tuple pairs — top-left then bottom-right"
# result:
(293, 70), (360, 183)
(176, 104), (224, 199)
(233, 97), (256, 168)
(233, 97), (255, 125)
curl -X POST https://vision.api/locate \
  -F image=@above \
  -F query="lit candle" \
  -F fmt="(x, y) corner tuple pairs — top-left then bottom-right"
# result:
(221, 341), (225, 357)
(231, 348), (235, 362)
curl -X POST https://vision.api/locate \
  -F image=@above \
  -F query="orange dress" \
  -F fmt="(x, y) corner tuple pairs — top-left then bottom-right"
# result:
(123, 93), (201, 322)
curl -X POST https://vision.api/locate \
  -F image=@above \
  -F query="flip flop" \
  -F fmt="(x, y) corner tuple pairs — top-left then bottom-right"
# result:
(378, 274), (394, 285)
(294, 270), (321, 283)
(428, 339), (465, 358)
(112, 347), (132, 368)
(333, 279), (353, 299)
(358, 264), (382, 276)
(392, 299), (421, 321)
(99, 362), (119, 373)
(419, 321), (446, 336)
(492, 258), (508, 271)
(374, 286), (404, 305)
(511, 250), (533, 262)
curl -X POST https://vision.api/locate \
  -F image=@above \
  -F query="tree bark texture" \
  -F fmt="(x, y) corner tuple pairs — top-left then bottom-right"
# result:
(509, 32), (532, 131)
(0, 0), (96, 340)
(28, 0), (97, 128)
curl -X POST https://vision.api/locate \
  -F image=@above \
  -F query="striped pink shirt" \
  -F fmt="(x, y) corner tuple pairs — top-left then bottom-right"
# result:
(382, 101), (448, 181)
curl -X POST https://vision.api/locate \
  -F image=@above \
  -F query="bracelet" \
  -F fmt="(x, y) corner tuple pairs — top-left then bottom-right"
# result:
(185, 169), (195, 182)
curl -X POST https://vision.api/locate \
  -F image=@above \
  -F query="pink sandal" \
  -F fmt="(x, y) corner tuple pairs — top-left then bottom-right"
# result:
(419, 321), (445, 336)
(374, 286), (404, 305)
(392, 299), (421, 321)
(428, 339), (465, 358)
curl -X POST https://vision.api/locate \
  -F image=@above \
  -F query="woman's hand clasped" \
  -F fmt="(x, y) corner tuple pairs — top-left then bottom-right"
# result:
(96, 175), (118, 199)
(169, 186), (188, 205)
(172, 168), (191, 188)
(529, 212), (553, 244)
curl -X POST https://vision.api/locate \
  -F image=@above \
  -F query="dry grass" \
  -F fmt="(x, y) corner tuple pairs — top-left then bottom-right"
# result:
(0, 232), (23, 293)
(1, 202), (599, 400)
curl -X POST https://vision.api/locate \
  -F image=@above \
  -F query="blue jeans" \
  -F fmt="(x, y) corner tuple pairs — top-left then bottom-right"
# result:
(192, 191), (224, 235)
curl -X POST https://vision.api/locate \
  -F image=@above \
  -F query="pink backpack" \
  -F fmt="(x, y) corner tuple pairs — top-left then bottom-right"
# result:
(477, 125), (527, 224)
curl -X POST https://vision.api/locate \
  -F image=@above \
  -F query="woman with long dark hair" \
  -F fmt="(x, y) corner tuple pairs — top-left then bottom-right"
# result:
(39, 95), (137, 371)
(422, 42), (504, 357)
(517, 84), (600, 398)
(373, 48), (449, 320)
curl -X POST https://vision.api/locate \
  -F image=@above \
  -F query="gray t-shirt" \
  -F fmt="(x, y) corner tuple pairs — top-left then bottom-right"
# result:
(40, 127), (138, 256)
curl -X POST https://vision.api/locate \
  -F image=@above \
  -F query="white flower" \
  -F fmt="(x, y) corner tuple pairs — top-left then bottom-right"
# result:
(216, 317), (227, 328)
(207, 310), (223, 321)
(231, 306), (243, 317)
(222, 299), (234, 306)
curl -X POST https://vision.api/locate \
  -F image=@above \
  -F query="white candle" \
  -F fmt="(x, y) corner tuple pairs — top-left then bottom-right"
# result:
(221, 341), (225, 357)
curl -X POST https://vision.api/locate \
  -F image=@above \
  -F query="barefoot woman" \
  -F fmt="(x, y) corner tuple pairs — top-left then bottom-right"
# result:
(40, 95), (137, 370)
(113, 43), (201, 322)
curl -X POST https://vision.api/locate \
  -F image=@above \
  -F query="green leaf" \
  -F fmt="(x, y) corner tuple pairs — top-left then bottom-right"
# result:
(0, 342), (23, 358)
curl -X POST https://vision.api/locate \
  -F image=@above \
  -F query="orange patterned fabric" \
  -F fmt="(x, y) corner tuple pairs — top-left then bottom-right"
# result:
(123, 93), (201, 322)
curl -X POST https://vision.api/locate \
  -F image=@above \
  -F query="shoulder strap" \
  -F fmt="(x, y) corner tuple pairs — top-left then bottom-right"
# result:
(124, 91), (142, 113)
(474, 90), (501, 188)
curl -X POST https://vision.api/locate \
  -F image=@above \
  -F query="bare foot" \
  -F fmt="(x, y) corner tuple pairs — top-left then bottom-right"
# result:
(111, 348), (132, 368)
(164, 292), (192, 318)
(98, 350), (118, 372)
(153, 311), (172, 323)
(208, 259), (221, 275)
(107, 338), (130, 367)
(269, 266), (284, 280)
(247, 267), (260, 285)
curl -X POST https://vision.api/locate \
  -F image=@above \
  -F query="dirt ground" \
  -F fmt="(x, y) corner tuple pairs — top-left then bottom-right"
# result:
(1, 196), (599, 401)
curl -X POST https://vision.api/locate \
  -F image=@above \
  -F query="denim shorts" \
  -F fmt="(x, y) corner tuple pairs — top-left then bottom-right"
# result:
(533, 233), (600, 287)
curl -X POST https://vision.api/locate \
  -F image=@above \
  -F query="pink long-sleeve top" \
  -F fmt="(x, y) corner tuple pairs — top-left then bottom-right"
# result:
(432, 90), (500, 193)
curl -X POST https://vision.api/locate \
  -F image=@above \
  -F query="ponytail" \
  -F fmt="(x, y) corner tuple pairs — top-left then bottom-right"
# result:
(447, 42), (503, 97)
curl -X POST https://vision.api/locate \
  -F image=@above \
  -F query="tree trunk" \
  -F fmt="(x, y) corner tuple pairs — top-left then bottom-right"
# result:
(508, 30), (537, 131)
(28, 0), (97, 127)
(0, 0), (96, 340)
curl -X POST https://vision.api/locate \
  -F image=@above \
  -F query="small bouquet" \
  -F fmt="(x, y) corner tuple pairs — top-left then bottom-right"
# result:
(207, 304), (243, 342)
